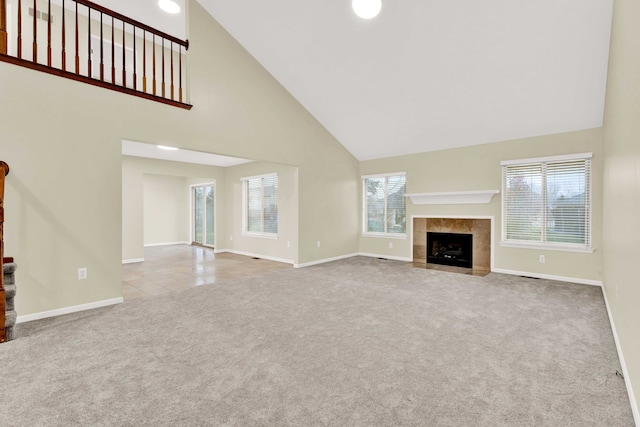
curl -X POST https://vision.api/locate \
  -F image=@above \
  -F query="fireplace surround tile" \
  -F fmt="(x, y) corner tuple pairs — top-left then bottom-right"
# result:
(413, 217), (491, 272)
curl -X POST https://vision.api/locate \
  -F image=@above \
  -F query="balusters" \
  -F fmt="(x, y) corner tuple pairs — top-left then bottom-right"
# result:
(32, 0), (36, 62)
(110, 16), (114, 84)
(121, 21), (125, 87)
(17, 0), (22, 59)
(132, 27), (136, 90)
(61, 0), (66, 70)
(99, 12), (103, 81)
(47, 0), (51, 66)
(179, 45), (183, 103)
(142, 30), (146, 93)
(3, 0), (190, 106)
(87, 6), (91, 77)
(152, 34), (156, 96)
(170, 41), (174, 100)
(0, 0), (6, 55)
(161, 38), (165, 98)
(74, 1), (79, 74)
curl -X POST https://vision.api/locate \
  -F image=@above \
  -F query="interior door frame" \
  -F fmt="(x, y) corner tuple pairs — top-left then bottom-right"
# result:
(189, 181), (216, 248)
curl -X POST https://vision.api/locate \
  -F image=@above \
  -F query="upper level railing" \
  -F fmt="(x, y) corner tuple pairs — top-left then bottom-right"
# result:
(0, 0), (191, 109)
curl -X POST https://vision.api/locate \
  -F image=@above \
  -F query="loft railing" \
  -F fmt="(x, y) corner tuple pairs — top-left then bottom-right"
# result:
(0, 0), (191, 109)
(0, 161), (9, 344)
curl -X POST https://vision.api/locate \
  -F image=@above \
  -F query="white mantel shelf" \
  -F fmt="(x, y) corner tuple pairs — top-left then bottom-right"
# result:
(405, 190), (500, 205)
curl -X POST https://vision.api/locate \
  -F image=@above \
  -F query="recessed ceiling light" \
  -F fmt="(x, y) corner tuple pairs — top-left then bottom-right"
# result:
(352, 0), (382, 19)
(158, 0), (180, 14)
(157, 145), (179, 151)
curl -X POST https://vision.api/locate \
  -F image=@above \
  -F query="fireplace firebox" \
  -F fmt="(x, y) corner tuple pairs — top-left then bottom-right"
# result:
(427, 232), (473, 269)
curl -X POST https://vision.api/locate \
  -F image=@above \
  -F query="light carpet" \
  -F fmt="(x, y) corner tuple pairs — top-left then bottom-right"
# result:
(0, 257), (634, 426)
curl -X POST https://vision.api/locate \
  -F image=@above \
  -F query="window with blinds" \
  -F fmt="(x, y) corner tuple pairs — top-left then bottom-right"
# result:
(501, 153), (591, 250)
(242, 173), (278, 237)
(363, 173), (407, 236)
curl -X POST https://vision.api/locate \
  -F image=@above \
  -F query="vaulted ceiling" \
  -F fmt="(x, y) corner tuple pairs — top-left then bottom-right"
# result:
(106, 0), (615, 161)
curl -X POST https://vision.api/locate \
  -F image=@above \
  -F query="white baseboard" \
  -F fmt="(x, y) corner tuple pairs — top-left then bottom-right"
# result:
(492, 268), (603, 287)
(122, 258), (145, 264)
(16, 297), (124, 324)
(358, 252), (413, 262)
(294, 253), (359, 268)
(216, 249), (294, 266)
(601, 286), (640, 426)
(143, 241), (189, 247)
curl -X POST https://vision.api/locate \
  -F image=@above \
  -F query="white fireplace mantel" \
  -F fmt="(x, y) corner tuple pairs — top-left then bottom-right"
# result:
(405, 190), (499, 205)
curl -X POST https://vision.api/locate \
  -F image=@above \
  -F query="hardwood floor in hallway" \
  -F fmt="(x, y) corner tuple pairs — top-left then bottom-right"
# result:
(122, 245), (292, 300)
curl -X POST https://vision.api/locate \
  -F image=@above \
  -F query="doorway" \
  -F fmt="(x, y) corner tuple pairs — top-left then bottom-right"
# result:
(192, 183), (215, 248)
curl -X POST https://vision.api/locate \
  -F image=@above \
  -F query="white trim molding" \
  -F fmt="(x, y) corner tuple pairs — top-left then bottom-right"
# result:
(500, 152), (593, 166)
(405, 190), (499, 205)
(16, 298), (124, 324)
(144, 241), (189, 247)
(492, 268), (603, 286)
(358, 252), (412, 262)
(601, 286), (640, 425)
(215, 249), (293, 266)
(294, 253), (359, 268)
(122, 258), (145, 264)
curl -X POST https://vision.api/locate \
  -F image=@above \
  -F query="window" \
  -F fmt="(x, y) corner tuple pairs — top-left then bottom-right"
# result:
(363, 173), (407, 236)
(501, 153), (592, 251)
(242, 173), (278, 238)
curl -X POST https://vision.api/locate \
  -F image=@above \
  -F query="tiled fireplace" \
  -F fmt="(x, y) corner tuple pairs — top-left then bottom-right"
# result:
(413, 217), (491, 272)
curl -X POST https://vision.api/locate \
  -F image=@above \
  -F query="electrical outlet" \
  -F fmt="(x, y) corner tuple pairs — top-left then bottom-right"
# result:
(287, 241), (291, 248)
(389, 242), (393, 249)
(78, 267), (88, 280)
(317, 241), (321, 248)
(229, 235), (233, 241)
(539, 255), (545, 264)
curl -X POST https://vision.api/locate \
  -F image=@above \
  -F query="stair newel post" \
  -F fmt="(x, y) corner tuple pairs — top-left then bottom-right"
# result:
(0, 161), (9, 343)
(0, 0), (8, 55)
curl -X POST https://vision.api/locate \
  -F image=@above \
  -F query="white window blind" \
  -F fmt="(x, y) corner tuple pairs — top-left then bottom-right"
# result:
(243, 174), (278, 236)
(502, 155), (591, 249)
(363, 173), (407, 235)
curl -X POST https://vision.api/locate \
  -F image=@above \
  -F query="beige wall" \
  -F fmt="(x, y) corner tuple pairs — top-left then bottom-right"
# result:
(360, 128), (604, 283)
(1, 0), (358, 316)
(223, 162), (299, 264)
(122, 156), (224, 261)
(602, 0), (640, 416)
(142, 174), (188, 246)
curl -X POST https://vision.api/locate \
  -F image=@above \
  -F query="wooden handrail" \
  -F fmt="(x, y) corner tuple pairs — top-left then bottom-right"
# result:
(0, 161), (9, 344)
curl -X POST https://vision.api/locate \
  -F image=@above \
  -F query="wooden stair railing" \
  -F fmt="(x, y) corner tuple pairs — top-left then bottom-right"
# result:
(0, 161), (9, 343)
(0, 0), (7, 54)
(0, 0), (191, 110)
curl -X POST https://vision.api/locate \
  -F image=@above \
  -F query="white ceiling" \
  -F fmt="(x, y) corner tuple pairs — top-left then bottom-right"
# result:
(122, 140), (252, 167)
(106, 1), (614, 162)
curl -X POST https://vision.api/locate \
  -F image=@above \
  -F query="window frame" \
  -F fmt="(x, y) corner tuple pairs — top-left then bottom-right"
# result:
(241, 173), (279, 240)
(500, 153), (593, 253)
(362, 172), (407, 238)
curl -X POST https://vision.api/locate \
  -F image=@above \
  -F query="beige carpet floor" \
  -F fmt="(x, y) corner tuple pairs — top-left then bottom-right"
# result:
(0, 257), (634, 426)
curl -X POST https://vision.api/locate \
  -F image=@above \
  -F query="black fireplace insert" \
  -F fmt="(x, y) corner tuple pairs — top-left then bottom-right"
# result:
(427, 232), (473, 269)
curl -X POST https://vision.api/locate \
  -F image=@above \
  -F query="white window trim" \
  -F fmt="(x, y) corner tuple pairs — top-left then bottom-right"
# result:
(501, 153), (592, 253)
(241, 173), (278, 239)
(500, 152), (593, 166)
(363, 232), (407, 240)
(362, 172), (407, 238)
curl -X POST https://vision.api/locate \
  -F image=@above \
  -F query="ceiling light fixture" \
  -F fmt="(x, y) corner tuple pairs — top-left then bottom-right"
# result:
(352, 0), (382, 19)
(157, 145), (179, 151)
(158, 0), (180, 14)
